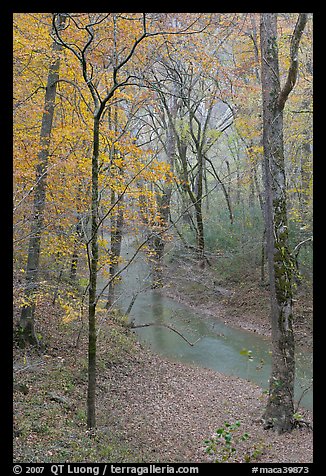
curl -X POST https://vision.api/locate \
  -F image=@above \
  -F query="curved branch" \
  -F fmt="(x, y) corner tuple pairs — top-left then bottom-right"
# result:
(277, 13), (308, 111)
(292, 237), (313, 269)
(129, 321), (201, 346)
(113, 14), (148, 86)
(14, 85), (47, 110)
(52, 13), (83, 61)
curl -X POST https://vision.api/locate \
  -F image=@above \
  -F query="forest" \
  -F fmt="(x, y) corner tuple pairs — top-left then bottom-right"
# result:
(13, 13), (313, 465)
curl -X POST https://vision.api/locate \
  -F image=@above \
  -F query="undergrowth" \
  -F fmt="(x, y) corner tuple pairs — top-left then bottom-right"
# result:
(13, 304), (142, 463)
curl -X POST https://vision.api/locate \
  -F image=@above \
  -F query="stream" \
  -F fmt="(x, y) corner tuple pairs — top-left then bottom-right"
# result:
(98, 236), (313, 410)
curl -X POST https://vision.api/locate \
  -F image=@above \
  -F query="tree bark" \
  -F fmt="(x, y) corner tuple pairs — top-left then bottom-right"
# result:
(176, 131), (205, 265)
(70, 216), (82, 282)
(260, 12), (307, 433)
(19, 13), (66, 345)
(87, 114), (100, 429)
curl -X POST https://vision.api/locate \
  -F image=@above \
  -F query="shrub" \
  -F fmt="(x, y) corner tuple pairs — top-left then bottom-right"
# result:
(204, 421), (249, 463)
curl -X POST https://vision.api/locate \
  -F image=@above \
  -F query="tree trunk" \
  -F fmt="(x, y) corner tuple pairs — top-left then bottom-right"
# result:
(70, 216), (82, 282)
(106, 198), (124, 308)
(152, 94), (177, 286)
(178, 138), (205, 264)
(19, 13), (66, 345)
(106, 107), (124, 309)
(260, 12), (307, 433)
(194, 200), (205, 265)
(87, 114), (100, 429)
(151, 189), (172, 288)
(299, 116), (312, 217)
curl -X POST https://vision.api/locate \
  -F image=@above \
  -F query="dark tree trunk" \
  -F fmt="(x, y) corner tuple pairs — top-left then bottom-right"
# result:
(19, 14), (66, 345)
(194, 200), (205, 265)
(260, 12), (307, 433)
(87, 114), (101, 429)
(177, 142), (191, 226)
(178, 140), (205, 264)
(70, 216), (82, 282)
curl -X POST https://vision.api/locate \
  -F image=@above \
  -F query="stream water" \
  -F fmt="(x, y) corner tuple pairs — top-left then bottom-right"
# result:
(98, 236), (313, 410)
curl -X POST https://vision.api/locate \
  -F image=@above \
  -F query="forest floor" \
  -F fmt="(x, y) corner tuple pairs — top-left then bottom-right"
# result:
(13, 256), (313, 464)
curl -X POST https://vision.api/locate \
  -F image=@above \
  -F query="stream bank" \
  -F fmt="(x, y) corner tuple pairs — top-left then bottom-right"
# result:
(13, 310), (313, 463)
(161, 255), (313, 350)
(98, 236), (312, 409)
(13, 249), (313, 463)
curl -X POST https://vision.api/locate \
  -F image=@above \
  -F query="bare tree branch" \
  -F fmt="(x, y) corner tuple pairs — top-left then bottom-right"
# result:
(277, 13), (308, 111)
(129, 321), (201, 346)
